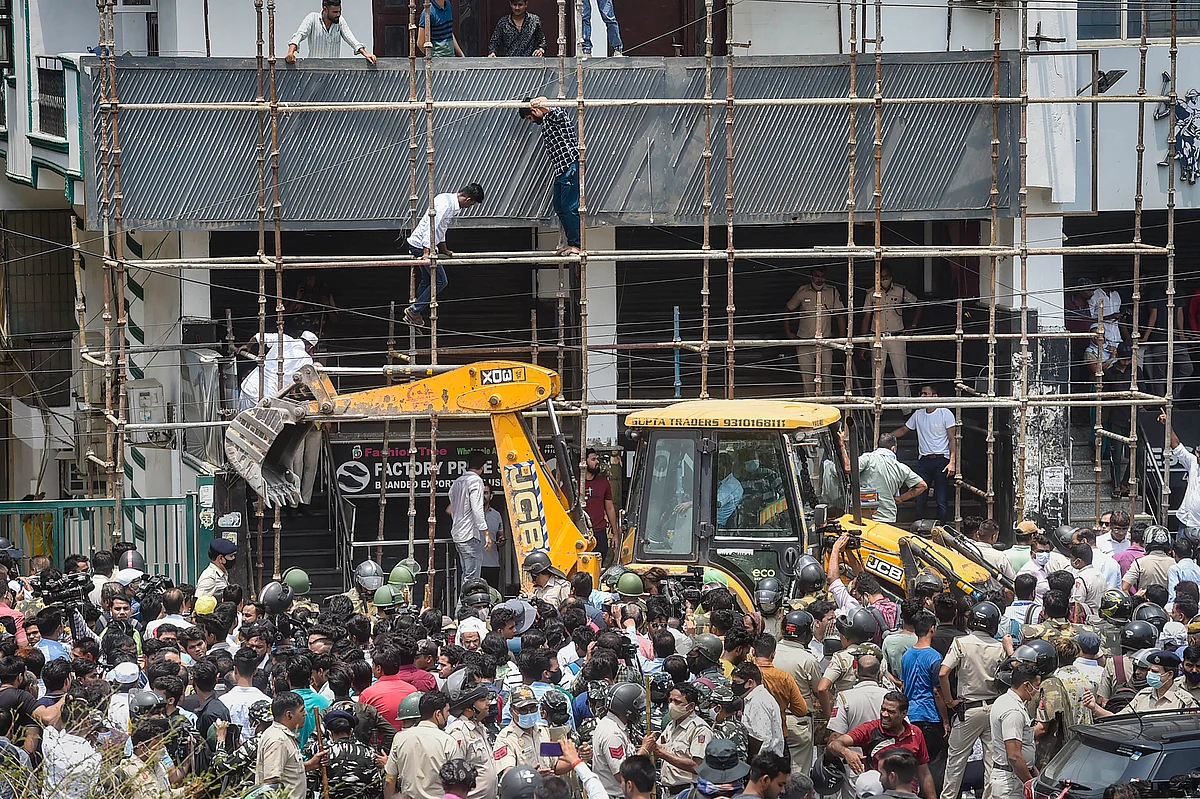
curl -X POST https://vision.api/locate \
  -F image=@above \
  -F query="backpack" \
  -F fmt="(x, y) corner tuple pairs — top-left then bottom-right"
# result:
(1106, 656), (1138, 714)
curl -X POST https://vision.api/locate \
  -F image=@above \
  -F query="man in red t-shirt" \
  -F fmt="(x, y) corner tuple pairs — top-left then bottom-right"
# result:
(827, 691), (935, 799)
(359, 644), (418, 731)
(583, 449), (619, 562)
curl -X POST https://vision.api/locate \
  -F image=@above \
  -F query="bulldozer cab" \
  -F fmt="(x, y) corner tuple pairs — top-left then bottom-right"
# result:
(622, 401), (846, 596)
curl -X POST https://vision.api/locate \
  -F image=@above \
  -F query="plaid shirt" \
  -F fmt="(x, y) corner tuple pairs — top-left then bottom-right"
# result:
(489, 12), (546, 56)
(539, 108), (579, 177)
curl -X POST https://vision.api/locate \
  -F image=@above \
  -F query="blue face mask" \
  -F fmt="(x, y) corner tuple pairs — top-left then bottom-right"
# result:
(744, 460), (760, 472)
(516, 711), (541, 729)
(508, 637), (523, 655)
(1147, 671), (1164, 689)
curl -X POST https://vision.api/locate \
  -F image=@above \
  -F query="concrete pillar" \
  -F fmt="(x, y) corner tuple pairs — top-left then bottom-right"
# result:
(179, 232), (211, 319)
(585, 226), (617, 446)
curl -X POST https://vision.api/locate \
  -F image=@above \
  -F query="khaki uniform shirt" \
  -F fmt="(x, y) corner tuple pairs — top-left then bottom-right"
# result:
(657, 712), (712, 787)
(255, 722), (307, 799)
(492, 721), (558, 774)
(1124, 552), (1176, 592)
(384, 719), (464, 799)
(1098, 655), (1145, 702)
(447, 715), (499, 799)
(1127, 684), (1200, 713)
(532, 577), (572, 608)
(592, 713), (634, 797)
(788, 284), (845, 339)
(863, 283), (918, 333)
(827, 682), (889, 737)
(195, 563), (230, 599)
(821, 649), (860, 697)
(774, 640), (823, 713)
(941, 631), (1005, 701)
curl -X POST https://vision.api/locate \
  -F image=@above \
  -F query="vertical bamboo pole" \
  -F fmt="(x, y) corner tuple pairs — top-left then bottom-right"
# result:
(423, 0), (439, 364)
(377, 302), (396, 566)
(954, 298), (964, 523)
(699, 0), (714, 398)
(1015, 0), (1030, 521)
(253, 0), (268, 593)
(575, 0), (590, 516)
(1162, 0), (1179, 523)
(845, 0), (858, 400)
(96, 0), (116, 545)
(267, 0), (286, 581)
(1128, 2), (1149, 517)
(870, 0), (883, 442)
(986, 1), (1004, 522)
(724, 0), (736, 397)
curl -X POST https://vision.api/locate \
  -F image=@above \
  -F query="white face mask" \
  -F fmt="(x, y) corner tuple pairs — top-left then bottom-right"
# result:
(1034, 552), (1050, 567)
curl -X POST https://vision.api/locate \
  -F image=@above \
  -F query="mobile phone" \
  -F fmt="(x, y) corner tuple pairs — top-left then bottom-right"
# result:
(540, 742), (564, 758)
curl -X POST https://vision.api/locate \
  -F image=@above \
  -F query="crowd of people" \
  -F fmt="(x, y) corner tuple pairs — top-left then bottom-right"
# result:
(0, 505), (1195, 799)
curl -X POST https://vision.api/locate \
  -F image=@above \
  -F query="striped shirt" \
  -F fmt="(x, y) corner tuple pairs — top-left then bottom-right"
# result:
(538, 107), (579, 177)
(288, 12), (366, 58)
(420, 0), (456, 44)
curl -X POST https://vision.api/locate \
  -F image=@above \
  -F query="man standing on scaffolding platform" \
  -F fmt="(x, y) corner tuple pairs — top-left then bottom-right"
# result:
(403, 183), (485, 327)
(520, 97), (582, 256)
(286, 0), (377, 64)
(785, 267), (846, 397)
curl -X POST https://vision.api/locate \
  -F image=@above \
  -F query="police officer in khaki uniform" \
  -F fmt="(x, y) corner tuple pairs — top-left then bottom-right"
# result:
(816, 610), (882, 717)
(785, 267), (846, 397)
(1097, 620), (1156, 709)
(939, 601), (1006, 799)
(446, 674), (499, 799)
(523, 553), (571, 607)
(773, 610), (822, 772)
(593, 683), (654, 799)
(650, 683), (711, 795)
(493, 686), (560, 775)
(384, 692), (465, 799)
(1092, 650), (1199, 715)
(826, 653), (889, 737)
(859, 265), (920, 398)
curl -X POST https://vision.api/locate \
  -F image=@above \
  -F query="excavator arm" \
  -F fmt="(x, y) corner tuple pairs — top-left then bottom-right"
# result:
(224, 360), (599, 584)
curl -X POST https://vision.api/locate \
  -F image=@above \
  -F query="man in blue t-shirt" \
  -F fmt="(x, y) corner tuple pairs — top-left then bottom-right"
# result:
(901, 610), (948, 784)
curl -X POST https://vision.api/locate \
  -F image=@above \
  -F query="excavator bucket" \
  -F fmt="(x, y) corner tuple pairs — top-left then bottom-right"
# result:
(224, 397), (310, 508)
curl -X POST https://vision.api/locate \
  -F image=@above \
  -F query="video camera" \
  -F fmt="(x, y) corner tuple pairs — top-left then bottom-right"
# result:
(135, 574), (174, 599)
(659, 566), (705, 616)
(30, 570), (93, 607)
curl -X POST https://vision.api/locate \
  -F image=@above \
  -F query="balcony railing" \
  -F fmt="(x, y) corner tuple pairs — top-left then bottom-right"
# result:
(35, 55), (65, 138)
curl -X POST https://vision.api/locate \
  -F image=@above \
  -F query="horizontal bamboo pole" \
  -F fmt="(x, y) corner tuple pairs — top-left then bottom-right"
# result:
(102, 93), (1174, 114)
(127, 243), (1171, 270)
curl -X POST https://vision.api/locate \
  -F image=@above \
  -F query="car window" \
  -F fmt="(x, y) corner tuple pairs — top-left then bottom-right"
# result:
(1155, 747), (1200, 782)
(1040, 737), (1155, 791)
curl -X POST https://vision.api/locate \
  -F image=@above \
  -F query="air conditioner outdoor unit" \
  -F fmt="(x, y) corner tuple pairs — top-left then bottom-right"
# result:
(126, 378), (172, 446)
(71, 332), (105, 408)
(114, 0), (158, 11)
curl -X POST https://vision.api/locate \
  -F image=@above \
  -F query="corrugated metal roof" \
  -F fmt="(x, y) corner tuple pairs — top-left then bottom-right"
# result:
(81, 54), (1018, 231)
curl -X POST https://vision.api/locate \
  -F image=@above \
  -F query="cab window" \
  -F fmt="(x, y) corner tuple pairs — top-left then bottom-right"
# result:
(715, 433), (799, 538)
(638, 435), (698, 558)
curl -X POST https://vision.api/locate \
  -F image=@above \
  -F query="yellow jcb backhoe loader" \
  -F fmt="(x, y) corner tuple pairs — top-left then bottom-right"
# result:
(224, 360), (994, 606)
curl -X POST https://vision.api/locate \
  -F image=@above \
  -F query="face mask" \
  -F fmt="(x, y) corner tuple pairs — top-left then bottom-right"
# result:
(516, 711), (541, 729)
(730, 681), (748, 697)
(1147, 671), (1164, 689)
(744, 460), (760, 472)
(668, 703), (692, 722)
(547, 669), (562, 684)
(1034, 552), (1050, 566)
(225, 557), (236, 568)
(1186, 671), (1200, 685)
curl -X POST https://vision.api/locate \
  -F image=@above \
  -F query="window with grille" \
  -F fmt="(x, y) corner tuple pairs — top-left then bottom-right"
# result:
(35, 56), (65, 138)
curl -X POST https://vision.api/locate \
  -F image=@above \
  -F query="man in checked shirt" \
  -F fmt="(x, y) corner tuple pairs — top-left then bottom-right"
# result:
(519, 97), (581, 255)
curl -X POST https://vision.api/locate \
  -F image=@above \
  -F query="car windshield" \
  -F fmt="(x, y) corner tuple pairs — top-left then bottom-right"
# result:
(1040, 737), (1156, 790)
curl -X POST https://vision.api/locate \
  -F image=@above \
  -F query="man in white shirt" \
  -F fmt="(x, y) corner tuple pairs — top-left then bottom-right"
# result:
(286, 0), (377, 63)
(1017, 534), (1072, 599)
(448, 451), (491, 582)
(1073, 527), (1122, 590)
(220, 649), (273, 743)
(1166, 412), (1200, 539)
(1096, 509), (1133, 556)
(892, 383), (957, 523)
(1089, 275), (1123, 352)
(733, 662), (785, 758)
(238, 330), (317, 410)
(403, 184), (485, 326)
